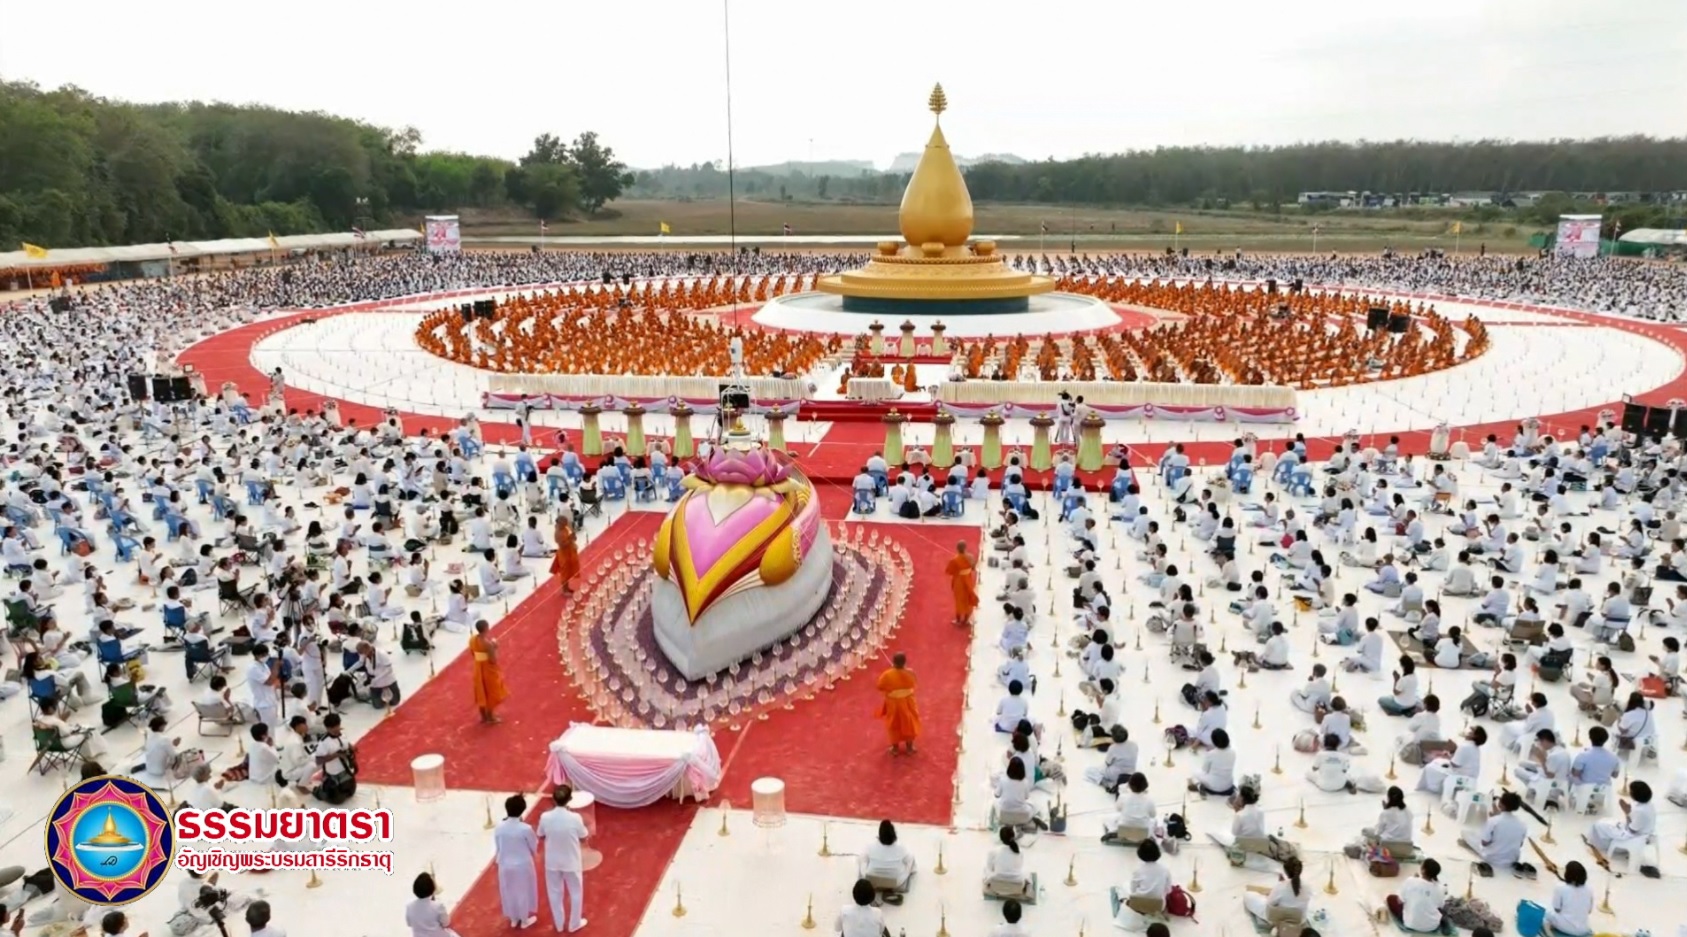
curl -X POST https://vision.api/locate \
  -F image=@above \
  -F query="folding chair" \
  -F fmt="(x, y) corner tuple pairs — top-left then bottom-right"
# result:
(28, 726), (81, 775)
(193, 699), (246, 737)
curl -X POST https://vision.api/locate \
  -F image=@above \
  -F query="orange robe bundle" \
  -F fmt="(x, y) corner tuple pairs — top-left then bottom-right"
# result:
(469, 633), (508, 712)
(876, 666), (921, 745)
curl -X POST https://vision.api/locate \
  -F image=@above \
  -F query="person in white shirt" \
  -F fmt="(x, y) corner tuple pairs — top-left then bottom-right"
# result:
(1290, 664), (1332, 714)
(1389, 858), (1447, 932)
(988, 899), (1028, 937)
(1543, 860), (1595, 937)
(405, 871), (461, 937)
(1419, 725), (1486, 795)
(1308, 733), (1352, 792)
(1189, 728), (1237, 795)
(857, 819), (915, 903)
(183, 763), (232, 811)
(492, 794), (540, 929)
(1242, 856), (1311, 928)
(537, 786), (589, 933)
(1585, 780), (1656, 855)
(1104, 772), (1158, 841)
(835, 879), (887, 937)
(1460, 789), (1526, 871)
(994, 680), (1030, 733)
(245, 644), (281, 730)
(246, 899), (285, 937)
(982, 826), (1031, 897)
(1364, 787), (1415, 848)
(1114, 839), (1173, 926)
(356, 641), (401, 709)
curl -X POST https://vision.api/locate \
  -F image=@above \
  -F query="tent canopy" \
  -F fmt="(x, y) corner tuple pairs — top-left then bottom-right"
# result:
(1618, 228), (1687, 247)
(0, 229), (423, 269)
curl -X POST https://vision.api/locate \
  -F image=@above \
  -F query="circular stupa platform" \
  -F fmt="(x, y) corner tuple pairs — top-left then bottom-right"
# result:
(751, 290), (1127, 337)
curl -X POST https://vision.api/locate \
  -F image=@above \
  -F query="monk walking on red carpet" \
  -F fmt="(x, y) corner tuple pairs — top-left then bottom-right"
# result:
(945, 540), (978, 627)
(877, 653), (920, 756)
(551, 514), (580, 593)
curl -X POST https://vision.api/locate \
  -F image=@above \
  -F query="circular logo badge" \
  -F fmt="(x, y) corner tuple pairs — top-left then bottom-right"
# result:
(45, 775), (176, 905)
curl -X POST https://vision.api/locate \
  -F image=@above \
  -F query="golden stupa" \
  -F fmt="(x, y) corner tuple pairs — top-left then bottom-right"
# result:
(815, 84), (1055, 311)
(80, 809), (141, 849)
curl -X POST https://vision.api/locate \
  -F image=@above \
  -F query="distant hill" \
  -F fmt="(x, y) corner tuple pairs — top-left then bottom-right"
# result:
(746, 159), (878, 177)
(886, 152), (1028, 173)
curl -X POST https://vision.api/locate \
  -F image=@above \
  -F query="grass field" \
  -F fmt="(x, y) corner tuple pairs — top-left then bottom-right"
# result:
(461, 199), (1546, 252)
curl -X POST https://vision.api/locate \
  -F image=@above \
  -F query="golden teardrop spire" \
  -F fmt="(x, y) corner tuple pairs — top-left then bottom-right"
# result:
(899, 83), (973, 249)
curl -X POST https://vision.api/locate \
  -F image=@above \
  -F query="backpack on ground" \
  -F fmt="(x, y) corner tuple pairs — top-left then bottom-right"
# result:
(1164, 884), (1197, 919)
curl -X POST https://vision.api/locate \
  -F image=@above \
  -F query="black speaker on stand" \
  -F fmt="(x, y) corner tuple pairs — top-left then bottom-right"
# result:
(169, 377), (192, 401)
(1387, 313), (1411, 334)
(151, 376), (177, 403)
(1621, 401), (1648, 435)
(1365, 307), (1389, 331)
(1644, 406), (1674, 439)
(127, 374), (150, 403)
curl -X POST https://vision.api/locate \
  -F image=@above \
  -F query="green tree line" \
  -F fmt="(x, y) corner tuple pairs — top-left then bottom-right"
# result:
(631, 137), (1687, 230)
(0, 81), (633, 248)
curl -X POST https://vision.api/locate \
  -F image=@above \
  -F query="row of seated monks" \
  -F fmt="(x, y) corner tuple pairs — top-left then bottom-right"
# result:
(948, 279), (1489, 388)
(413, 273), (1490, 391)
(415, 285), (843, 376)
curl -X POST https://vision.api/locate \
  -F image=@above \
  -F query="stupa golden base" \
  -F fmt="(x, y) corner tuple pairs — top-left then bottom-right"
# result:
(816, 240), (1054, 306)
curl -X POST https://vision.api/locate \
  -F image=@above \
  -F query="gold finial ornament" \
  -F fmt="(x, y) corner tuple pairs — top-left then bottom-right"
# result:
(801, 894), (816, 929)
(928, 83), (948, 117)
(672, 883), (687, 918)
(935, 841), (947, 874)
(1065, 856), (1077, 886)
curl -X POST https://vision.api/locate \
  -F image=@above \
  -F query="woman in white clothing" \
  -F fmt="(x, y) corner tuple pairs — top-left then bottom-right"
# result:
(1417, 725), (1486, 795)
(1388, 858), (1446, 932)
(1378, 655), (1422, 717)
(1189, 728), (1237, 796)
(992, 758), (1039, 830)
(858, 820), (915, 904)
(1363, 787), (1415, 848)
(1243, 856), (1310, 927)
(1113, 839), (1173, 929)
(404, 872), (461, 937)
(982, 827), (1030, 897)
(1543, 860), (1595, 936)
(1585, 781), (1656, 855)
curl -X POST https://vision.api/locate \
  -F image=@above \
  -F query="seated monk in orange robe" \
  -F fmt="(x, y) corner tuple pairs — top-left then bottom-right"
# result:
(877, 653), (920, 756)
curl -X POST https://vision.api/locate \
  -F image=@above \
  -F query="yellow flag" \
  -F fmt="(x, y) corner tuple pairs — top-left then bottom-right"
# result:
(21, 243), (48, 259)
(1451, 221), (1462, 235)
(267, 232), (280, 249)
(1175, 222), (1183, 235)
(659, 222), (671, 235)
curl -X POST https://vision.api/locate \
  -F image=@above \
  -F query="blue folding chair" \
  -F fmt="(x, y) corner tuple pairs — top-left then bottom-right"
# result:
(601, 475), (627, 501)
(161, 604), (188, 643)
(547, 475), (569, 502)
(633, 476), (658, 503)
(870, 470), (888, 495)
(195, 480), (214, 504)
(492, 471), (516, 499)
(941, 489), (964, 518)
(666, 477), (685, 502)
(244, 480), (266, 505)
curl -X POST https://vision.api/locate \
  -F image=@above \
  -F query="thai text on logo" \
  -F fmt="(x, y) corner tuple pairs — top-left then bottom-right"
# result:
(175, 808), (394, 843)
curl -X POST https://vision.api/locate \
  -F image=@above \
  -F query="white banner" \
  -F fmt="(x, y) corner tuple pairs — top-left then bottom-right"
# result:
(1554, 215), (1602, 259)
(424, 215), (461, 254)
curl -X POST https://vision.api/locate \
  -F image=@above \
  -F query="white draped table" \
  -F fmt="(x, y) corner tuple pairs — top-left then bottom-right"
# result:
(543, 723), (723, 809)
(936, 379), (1295, 409)
(846, 378), (902, 402)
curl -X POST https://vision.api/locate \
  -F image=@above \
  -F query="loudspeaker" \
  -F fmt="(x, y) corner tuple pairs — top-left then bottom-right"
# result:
(601, 271), (613, 284)
(719, 387), (751, 411)
(473, 300), (496, 319)
(622, 273), (632, 285)
(48, 296), (72, 313)
(1644, 406), (1674, 439)
(459, 304), (473, 323)
(1265, 279), (1278, 294)
(170, 377), (192, 402)
(1388, 313), (1411, 334)
(127, 374), (149, 403)
(1621, 402), (1648, 434)
(1366, 307), (1389, 331)
(152, 376), (177, 403)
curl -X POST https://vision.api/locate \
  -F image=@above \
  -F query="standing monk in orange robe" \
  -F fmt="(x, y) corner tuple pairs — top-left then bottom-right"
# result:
(550, 514), (580, 593)
(470, 620), (508, 724)
(876, 653), (920, 756)
(945, 540), (978, 627)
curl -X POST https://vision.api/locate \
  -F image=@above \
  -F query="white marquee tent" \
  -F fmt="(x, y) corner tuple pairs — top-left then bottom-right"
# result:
(0, 229), (423, 270)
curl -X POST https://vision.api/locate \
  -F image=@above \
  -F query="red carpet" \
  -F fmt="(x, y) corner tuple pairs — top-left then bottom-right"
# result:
(708, 491), (977, 826)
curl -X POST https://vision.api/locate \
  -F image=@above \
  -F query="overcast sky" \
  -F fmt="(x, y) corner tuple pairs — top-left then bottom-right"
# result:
(3, 0), (1683, 169)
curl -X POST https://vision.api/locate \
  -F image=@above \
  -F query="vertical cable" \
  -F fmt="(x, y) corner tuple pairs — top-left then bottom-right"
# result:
(723, 0), (739, 283)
